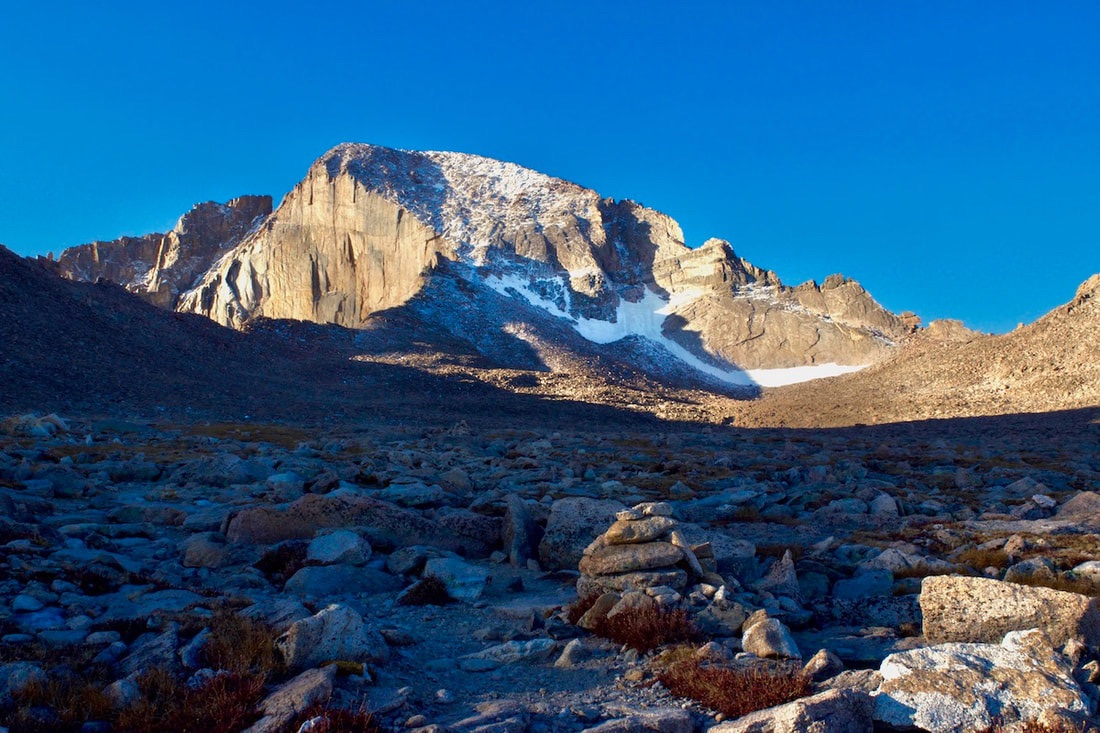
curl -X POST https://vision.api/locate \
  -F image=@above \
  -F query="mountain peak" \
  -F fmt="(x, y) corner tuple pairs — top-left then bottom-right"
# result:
(57, 143), (911, 388)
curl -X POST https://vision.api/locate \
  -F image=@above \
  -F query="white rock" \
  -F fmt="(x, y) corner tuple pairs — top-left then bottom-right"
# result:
(276, 604), (389, 671)
(742, 617), (801, 660)
(873, 629), (1090, 733)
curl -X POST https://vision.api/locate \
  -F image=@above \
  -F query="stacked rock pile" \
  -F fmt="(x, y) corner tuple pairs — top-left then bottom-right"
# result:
(574, 501), (806, 661)
(577, 501), (722, 598)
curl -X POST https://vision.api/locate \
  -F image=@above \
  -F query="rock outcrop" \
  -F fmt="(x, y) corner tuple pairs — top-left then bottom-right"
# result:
(744, 272), (1100, 426)
(54, 196), (271, 308)
(873, 629), (1091, 733)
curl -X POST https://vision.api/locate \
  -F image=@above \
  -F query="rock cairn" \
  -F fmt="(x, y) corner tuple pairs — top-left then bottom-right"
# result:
(577, 501), (720, 598)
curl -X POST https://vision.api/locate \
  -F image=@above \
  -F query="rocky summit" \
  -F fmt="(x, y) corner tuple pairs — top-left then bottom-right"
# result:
(56, 143), (910, 390)
(1, 142), (1099, 733)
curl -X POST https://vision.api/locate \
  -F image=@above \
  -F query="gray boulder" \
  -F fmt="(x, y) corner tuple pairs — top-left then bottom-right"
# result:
(873, 629), (1090, 732)
(306, 528), (372, 565)
(276, 604), (388, 671)
(708, 688), (873, 733)
(244, 665), (336, 733)
(538, 497), (626, 571)
(423, 557), (490, 602)
(583, 708), (694, 733)
(921, 575), (1100, 649)
(283, 564), (402, 598)
(502, 493), (540, 567)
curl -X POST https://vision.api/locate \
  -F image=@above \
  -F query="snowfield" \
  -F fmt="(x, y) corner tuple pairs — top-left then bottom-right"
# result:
(484, 273), (865, 387)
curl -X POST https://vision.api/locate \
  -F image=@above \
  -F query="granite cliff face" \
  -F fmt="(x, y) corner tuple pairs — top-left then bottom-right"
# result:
(168, 144), (906, 384)
(55, 196), (271, 308)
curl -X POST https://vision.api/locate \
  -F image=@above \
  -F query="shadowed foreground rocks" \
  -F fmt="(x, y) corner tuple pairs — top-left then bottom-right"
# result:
(1, 409), (1099, 732)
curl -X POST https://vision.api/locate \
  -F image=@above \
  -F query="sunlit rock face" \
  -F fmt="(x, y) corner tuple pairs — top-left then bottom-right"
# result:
(56, 195), (272, 309)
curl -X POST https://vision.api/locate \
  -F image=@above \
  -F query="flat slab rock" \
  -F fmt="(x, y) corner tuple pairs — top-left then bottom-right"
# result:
(579, 542), (684, 576)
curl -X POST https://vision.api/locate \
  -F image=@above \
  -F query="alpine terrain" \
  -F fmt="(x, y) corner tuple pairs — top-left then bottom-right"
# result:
(2, 144), (1100, 733)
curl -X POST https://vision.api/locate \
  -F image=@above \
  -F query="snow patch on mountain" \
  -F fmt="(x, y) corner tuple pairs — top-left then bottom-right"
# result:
(484, 272), (864, 387)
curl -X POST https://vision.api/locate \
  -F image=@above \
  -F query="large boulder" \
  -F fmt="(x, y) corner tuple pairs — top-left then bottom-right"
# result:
(226, 491), (491, 556)
(423, 557), (491, 602)
(275, 603), (389, 671)
(538, 498), (625, 571)
(282, 564), (402, 599)
(921, 575), (1100, 649)
(579, 542), (685, 576)
(243, 665), (336, 733)
(709, 688), (873, 733)
(873, 629), (1090, 732)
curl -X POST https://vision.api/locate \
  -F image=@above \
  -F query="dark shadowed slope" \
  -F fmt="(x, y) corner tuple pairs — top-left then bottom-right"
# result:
(0, 245), (694, 430)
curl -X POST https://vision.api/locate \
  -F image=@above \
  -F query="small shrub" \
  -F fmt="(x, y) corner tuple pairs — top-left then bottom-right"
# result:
(956, 547), (1012, 571)
(10, 674), (114, 729)
(594, 604), (700, 653)
(756, 544), (803, 561)
(116, 666), (265, 733)
(290, 702), (381, 733)
(658, 659), (812, 718)
(1009, 573), (1100, 597)
(202, 612), (282, 678)
(397, 576), (453, 606)
(566, 591), (602, 625)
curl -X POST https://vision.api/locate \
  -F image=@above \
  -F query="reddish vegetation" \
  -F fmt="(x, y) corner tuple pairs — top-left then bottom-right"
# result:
(115, 667), (266, 733)
(594, 605), (700, 654)
(290, 703), (381, 733)
(658, 660), (812, 719)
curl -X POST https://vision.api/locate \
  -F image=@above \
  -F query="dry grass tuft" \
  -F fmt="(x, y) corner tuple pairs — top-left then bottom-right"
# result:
(202, 611), (283, 678)
(956, 547), (1013, 570)
(1008, 573), (1100, 597)
(116, 666), (265, 733)
(565, 591), (602, 625)
(594, 604), (700, 653)
(10, 674), (114, 730)
(188, 422), (310, 450)
(658, 659), (812, 718)
(290, 702), (381, 733)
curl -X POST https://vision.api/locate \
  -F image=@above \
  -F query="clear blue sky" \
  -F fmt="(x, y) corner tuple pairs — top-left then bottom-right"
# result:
(2, 2), (1098, 333)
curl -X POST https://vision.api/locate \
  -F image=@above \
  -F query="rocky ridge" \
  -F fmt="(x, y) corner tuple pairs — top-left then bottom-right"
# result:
(742, 272), (1100, 426)
(52, 196), (272, 308)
